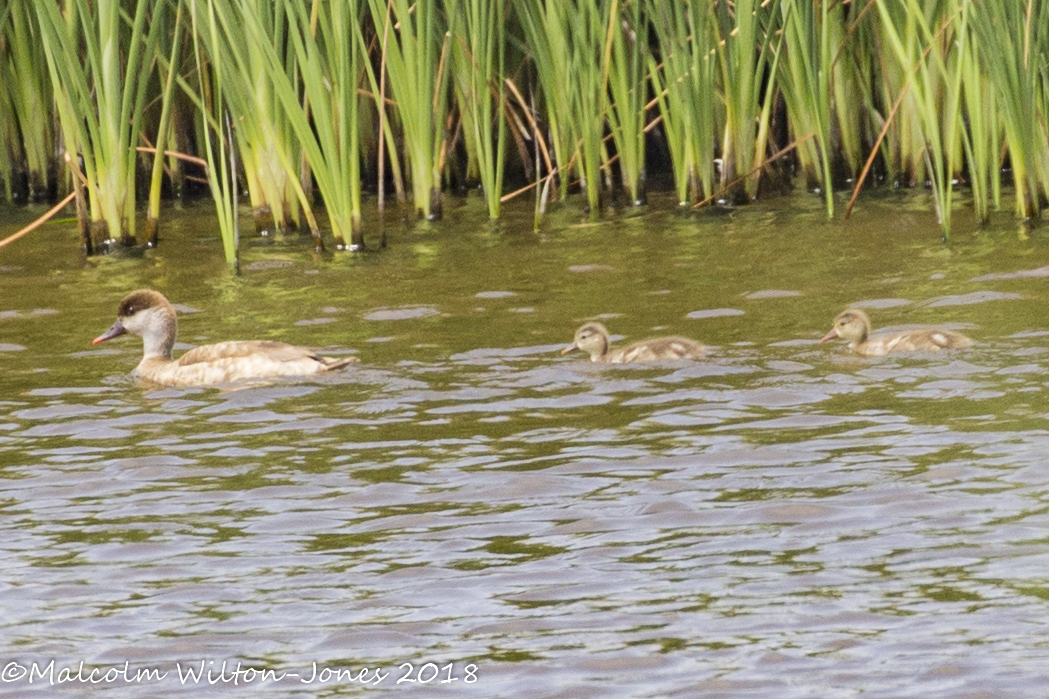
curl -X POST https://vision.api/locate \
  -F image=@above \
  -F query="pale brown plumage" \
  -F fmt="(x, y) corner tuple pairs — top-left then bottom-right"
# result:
(561, 322), (705, 363)
(819, 309), (973, 356)
(93, 290), (357, 386)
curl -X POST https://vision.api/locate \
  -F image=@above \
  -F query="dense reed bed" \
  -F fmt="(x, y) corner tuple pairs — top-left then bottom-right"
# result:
(1, 0), (1047, 264)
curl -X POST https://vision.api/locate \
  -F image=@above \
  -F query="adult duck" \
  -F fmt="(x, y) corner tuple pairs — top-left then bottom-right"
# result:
(93, 289), (357, 386)
(561, 322), (705, 363)
(820, 308), (972, 356)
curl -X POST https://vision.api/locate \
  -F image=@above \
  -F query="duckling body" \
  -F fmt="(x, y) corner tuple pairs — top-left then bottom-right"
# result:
(93, 290), (357, 386)
(820, 309), (972, 356)
(561, 322), (705, 363)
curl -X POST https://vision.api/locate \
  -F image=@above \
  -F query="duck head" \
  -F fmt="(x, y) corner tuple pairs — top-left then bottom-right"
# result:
(820, 309), (871, 347)
(93, 289), (178, 360)
(562, 322), (611, 361)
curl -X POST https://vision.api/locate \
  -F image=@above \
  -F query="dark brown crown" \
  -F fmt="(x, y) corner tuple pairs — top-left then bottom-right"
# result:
(118, 290), (165, 318)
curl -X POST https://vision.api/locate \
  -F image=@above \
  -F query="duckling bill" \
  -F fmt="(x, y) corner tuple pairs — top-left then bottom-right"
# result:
(820, 309), (972, 356)
(561, 322), (705, 363)
(93, 289), (357, 386)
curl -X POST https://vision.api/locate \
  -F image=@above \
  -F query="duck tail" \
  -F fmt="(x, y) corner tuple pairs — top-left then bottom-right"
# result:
(322, 356), (360, 371)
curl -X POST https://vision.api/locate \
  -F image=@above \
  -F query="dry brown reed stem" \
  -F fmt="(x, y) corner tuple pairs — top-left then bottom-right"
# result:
(498, 77), (557, 204)
(831, 0), (879, 71)
(503, 78), (554, 175)
(63, 152), (91, 251)
(842, 83), (910, 220)
(500, 172), (548, 203)
(693, 132), (815, 209)
(503, 100), (534, 177)
(843, 10), (957, 220)
(0, 191), (77, 249)
(136, 146), (216, 189)
(438, 111), (458, 173)
(135, 146), (208, 169)
(500, 161), (566, 203)
(64, 151), (90, 187)
(502, 142), (584, 204)
(504, 66), (661, 208)
(503, 102), (668, 205)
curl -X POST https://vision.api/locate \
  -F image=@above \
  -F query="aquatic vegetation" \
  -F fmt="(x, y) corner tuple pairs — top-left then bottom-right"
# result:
(606, 0), (648, 206)
(971, 0), (1049, 220)
(277, 0), (368, 250)
(0, 0), (54, 202)
(776, 0), (837, 213)
(187, 0), (310, 239)
(512, 0), (585, 207)
(714, 0), (781, 204)
(34, 0), (170, 248)
(451, 0), (508, 218)
(145, 4), (185, 246)
(365, 0), (454, 220)
(187, 0), (241, 267)
(646, 0), (718, 205)
(2, 0), (1048, 251)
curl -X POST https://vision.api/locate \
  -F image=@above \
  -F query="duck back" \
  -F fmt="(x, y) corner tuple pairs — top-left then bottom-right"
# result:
(602, 336), (705, 363)
(137, 341), (357, 386)
(857, 329), (973, 356)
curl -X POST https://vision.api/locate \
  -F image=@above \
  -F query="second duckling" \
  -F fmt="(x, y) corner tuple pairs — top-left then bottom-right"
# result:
(820, 308), (972, 356)
(561, 322), (705, 363)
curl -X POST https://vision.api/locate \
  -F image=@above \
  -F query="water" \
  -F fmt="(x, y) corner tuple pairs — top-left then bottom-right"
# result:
(2, 192), (1049, 697)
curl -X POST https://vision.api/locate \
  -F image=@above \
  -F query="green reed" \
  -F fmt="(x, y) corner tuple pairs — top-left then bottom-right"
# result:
(958, 22), (1000, 224)
(1, 0), (54, 202)
(146, 3), (185, 245)
(776, 0), (835, 215)
(516, 0), (615, 213)
(192, 0), (309, 236)
(606, 0), (648, 206)
(0, 3), (15, 202)
(569, 0), (613, 213)
(9, 0), (1049, 255)
(35, 0), (168, 246)
(188, 0), (239, 267)
(972, 0), (1049, 220)
(451, 0), (507, 218)
(829, 11), (868, 184)
(715, 0), (781, 202)
(279, 0), (367, 249)
(873, 0), (965, 235)
(366, 0), (454, 219)
(647, 0), (718, 205)
(870, 2), (930, 188)
(513, 0), (572, 205)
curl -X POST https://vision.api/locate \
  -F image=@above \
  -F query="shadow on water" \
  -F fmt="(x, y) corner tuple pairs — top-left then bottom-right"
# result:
(2, 191), (1049, 696)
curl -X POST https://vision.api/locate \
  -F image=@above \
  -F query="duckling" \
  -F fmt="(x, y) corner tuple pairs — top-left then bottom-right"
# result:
(561, 322), (705, 363)
(93, 289), (357, 386)
(820, 308), (972, 356)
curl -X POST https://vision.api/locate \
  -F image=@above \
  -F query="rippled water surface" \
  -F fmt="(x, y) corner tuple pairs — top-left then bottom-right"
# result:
(3, 193), (1049, 697)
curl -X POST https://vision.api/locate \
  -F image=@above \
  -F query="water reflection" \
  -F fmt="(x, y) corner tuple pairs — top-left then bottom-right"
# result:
(3, 194), (1049, 696)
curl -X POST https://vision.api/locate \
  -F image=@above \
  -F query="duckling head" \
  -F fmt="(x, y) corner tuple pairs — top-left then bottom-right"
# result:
(561, 322), (611, 361)
(820, 309), (871, 347)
